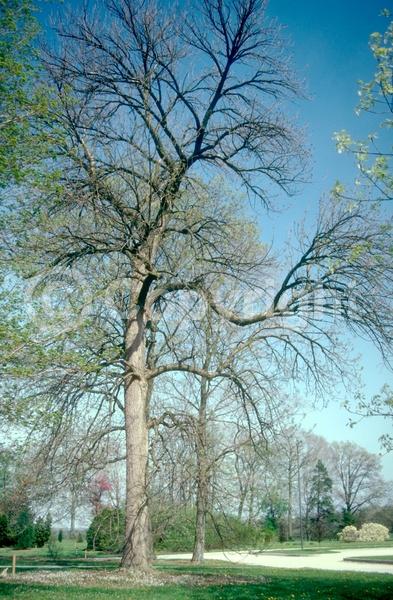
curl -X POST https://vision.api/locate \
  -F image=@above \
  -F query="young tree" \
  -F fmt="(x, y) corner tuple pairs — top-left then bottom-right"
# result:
(88, 473), (113, 516)
(34, 514), (51, 547)
(308, 460), (334, 542)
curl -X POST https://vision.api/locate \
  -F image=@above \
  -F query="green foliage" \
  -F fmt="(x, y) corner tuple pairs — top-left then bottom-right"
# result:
(34, 514), (51, 547)
(86, 505), (265, 553)
(152, 507), (264, 552)
(0, 513), (12, 546)
(349, 385), (393, 452)
(309, 460), (335, 542)
(76, 531), (84, 543)
(47, 537), (63, 560)
(57, 529), (63, 543)
(86, 508), (125, 552)
(15, 507), (35, 549)
(260, 492), (288, 538)
(0, 0), (56, 185)
(333, 13), (393, 202)
(342, 508), (357, 527)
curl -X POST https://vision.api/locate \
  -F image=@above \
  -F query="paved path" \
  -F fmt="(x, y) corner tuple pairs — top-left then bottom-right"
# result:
(159, 547), (393, 575)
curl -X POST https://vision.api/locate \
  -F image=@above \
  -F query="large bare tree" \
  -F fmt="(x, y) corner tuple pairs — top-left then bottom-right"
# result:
(17, 0), (301, 569)
(2, 0), (392, 571)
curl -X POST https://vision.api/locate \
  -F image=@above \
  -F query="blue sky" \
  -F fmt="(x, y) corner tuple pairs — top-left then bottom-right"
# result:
(264, 0), (393, 477)
(37, 0), (393, 477)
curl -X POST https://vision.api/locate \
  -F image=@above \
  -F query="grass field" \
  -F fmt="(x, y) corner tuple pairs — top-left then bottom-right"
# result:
(0, 540), (393, 599)
(344, 555), (393, 565)
(0, 562), (393, 599)
(263, 540), (393, 552)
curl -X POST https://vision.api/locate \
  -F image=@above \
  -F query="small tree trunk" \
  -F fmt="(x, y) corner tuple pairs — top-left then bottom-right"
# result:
(121, 298), (151, 570)
(237, 493), (246, 521)
(287, 468), (293, 540)
(70, 490), (76, 537)
(192, 376), (209, 563)
(248, 483), (255, 525)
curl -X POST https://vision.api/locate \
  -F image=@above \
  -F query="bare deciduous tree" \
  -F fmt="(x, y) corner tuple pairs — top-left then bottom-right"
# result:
(329, 441), (387, 516)
(1, 0), (392, 572)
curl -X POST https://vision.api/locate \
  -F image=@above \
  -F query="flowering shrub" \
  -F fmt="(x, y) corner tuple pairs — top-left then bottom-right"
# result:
(338, 522), (390, 542)
(338, 525), (359, 542)
(357, 522), (390, 542)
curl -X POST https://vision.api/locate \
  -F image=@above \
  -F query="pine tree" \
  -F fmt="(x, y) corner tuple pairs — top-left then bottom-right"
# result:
(15, 507), (35, 549)
(0, 513), (12, 546)
(309, 460), (334, 542)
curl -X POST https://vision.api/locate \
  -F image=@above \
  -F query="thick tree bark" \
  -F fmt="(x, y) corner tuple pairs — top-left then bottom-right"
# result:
(121, 291), (151, 569)
(191, 376), (208, 563)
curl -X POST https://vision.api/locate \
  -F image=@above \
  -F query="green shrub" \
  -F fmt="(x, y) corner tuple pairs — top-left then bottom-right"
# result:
(47, 538), (63, 560)
(86, 508), (125, 552)
(34, 515), (51, 547)
(86, 505), (265, 553)
(152, 506), (264, 552)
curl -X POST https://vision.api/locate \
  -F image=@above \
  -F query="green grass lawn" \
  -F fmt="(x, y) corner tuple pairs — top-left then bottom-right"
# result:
(263, 539), (393, 552)
(0, 562), (392, 599)
(344, 555), (393, 565)
(259, 548), (339, 556)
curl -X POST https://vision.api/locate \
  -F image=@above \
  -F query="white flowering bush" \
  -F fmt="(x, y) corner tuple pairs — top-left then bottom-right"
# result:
(337, 525), (359, 542)
(338, 522), (390, 542)
(357, 522), (390, 542)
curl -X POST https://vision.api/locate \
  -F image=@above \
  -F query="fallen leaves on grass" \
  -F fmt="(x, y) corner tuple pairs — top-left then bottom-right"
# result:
(12, 568), (267, 589)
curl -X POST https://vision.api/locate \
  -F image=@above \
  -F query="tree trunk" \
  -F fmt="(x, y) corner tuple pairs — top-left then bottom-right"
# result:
(192, 376), (208, 563)
(121, 297), (151, 570)
(69, 489), (76, 537)
(192, 475), (207, 563)
(287, 468), (293, 540)
(237, 493), (246, 521)
(248, 481), (255, 525)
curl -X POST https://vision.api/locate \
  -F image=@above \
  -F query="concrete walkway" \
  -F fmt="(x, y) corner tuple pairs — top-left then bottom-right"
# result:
(159, 547), (393, 575)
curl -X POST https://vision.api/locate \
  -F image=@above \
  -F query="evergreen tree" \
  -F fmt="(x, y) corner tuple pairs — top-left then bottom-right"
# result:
(15, 507), (35, 549)
(0, 513), (12, 546)
(309, 460), (334, 542)
(57, 529), (63, 543)
(34, 514), (51, 547)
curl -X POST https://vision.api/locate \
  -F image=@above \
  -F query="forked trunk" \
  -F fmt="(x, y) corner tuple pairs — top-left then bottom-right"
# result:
(121, 299), (151, 570)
